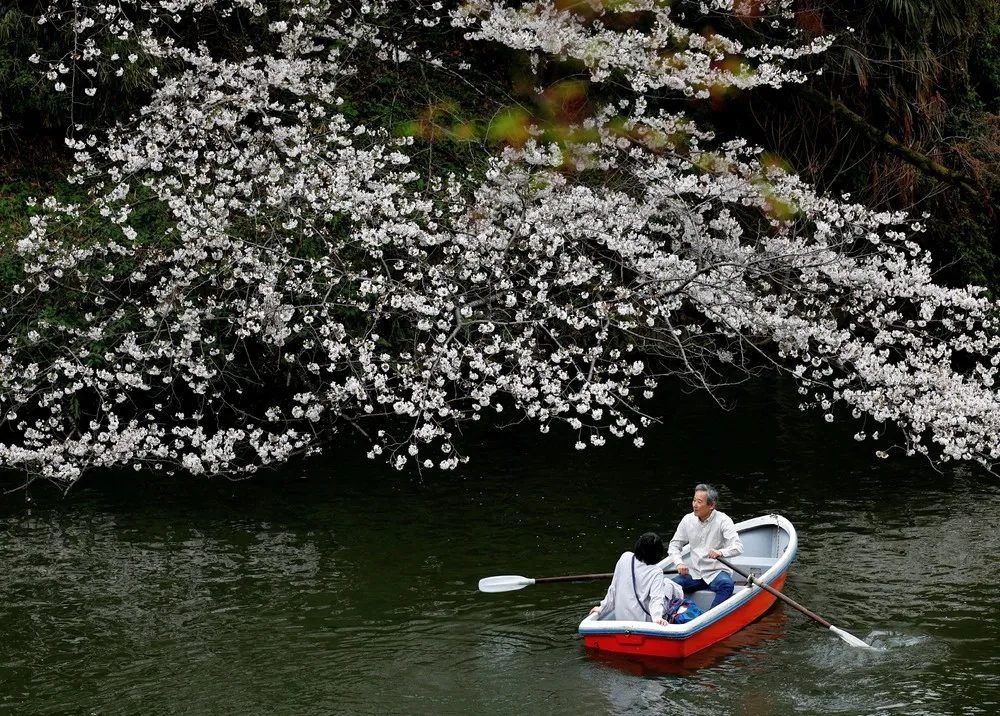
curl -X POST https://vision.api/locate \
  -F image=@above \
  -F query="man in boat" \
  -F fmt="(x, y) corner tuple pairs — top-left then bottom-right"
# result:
(589, 532), (681, 624)
(667, 484), (744, 609)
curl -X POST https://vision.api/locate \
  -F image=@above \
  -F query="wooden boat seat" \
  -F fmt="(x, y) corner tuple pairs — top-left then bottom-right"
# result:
(688, 583), (751, 612)
(726, 557), (779, 581)
(688, 589), (719, 611)
(726, 556), (779, 572)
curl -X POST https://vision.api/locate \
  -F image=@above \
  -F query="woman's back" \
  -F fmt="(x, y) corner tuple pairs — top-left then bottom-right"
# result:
(598, 551), (666, 622)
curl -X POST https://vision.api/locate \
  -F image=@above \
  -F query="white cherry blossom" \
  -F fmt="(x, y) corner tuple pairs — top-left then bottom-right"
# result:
(6, 0), (1000, 488)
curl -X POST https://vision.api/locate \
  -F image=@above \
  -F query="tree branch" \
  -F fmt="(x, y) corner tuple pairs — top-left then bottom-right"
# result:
(797, 85), (988, 204)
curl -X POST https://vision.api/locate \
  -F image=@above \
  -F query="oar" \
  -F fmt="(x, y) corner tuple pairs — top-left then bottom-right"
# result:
(717, 556), (873, 649)
(479, 568), (678, 594)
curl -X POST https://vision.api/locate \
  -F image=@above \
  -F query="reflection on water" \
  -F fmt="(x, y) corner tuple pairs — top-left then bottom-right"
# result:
(0, 378), (998, 714)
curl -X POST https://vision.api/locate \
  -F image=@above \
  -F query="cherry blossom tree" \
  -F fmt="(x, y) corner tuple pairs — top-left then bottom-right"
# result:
(5, 0), (1000, 489)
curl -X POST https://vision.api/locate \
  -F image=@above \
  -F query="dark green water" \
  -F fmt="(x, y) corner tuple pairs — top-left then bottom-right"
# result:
(1, 380), (998, 715)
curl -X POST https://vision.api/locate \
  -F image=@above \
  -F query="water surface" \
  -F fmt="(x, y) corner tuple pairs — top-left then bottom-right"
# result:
(1, 379), (997, 715)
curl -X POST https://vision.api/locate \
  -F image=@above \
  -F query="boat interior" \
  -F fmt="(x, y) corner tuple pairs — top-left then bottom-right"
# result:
(674, 521), (790, 614)
(684, 556), (777, 611)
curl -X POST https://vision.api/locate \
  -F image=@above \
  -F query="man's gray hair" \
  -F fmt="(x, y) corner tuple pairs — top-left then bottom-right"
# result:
(694, 483), (718, 506)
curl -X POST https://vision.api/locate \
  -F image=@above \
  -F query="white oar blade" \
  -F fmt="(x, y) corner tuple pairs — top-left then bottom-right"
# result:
(478, 575), (535, 593)
(830, 625), (874, 649)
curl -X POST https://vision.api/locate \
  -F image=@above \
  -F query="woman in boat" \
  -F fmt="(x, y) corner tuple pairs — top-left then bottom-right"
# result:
(589, 532), (681, 624)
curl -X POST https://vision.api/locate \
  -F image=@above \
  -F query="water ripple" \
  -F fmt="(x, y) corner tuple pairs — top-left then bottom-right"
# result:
(1, 382), (998, 715)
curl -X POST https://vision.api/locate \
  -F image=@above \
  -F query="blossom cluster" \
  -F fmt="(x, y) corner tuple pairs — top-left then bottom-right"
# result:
(7, 0), (1000, 486)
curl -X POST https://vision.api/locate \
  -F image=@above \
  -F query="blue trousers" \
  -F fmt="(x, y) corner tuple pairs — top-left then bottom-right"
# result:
(672, 571), (734, 609)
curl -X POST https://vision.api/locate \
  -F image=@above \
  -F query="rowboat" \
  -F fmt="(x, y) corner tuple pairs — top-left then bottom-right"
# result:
(578, 513), (797, 658)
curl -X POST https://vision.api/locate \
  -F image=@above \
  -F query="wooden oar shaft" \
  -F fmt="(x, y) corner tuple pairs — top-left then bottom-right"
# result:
(717, 556), (832, 629)
(535, 567), (678, 584)
(534, 573), (613, 584)
(485, 567), (678, 590)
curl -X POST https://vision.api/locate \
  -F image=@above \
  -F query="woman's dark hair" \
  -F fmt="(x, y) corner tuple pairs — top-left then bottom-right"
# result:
(634, 532), (664, 565)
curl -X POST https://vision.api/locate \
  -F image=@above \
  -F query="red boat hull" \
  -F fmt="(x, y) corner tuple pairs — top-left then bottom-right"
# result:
(582, 572), (788, 658)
